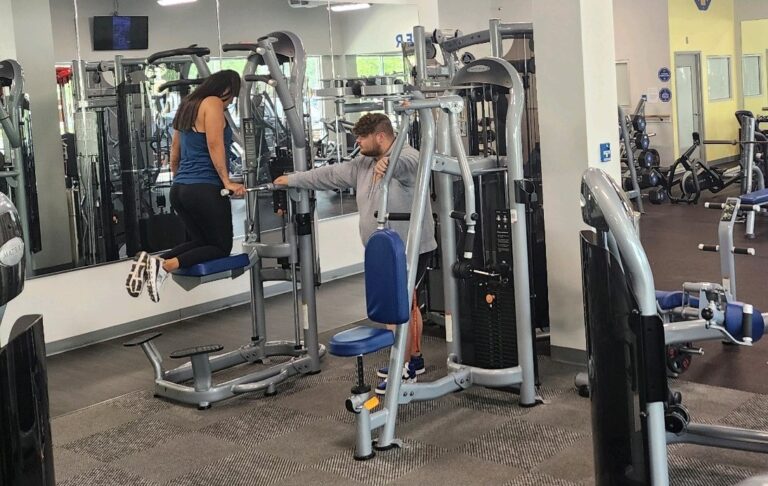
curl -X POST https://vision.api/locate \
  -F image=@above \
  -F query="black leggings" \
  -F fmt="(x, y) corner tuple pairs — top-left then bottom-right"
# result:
(161, 183), (233, 268)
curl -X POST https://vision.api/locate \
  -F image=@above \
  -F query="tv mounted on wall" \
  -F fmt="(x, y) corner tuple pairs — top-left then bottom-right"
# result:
(92, 16), (149, 51)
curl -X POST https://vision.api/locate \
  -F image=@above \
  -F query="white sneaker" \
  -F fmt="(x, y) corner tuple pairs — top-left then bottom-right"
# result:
(125, 251), (149, 298)
(146, 256), (169, 303)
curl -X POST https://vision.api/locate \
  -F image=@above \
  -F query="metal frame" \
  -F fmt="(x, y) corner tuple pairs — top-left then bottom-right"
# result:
(0, 59), (36, 276)
(130, 32), (324, 409)
(345, 31), (540, 458)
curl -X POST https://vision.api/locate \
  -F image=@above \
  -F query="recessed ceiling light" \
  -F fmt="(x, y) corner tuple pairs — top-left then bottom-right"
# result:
(157, 0), (197, 6)
(329, 3), (371, 12)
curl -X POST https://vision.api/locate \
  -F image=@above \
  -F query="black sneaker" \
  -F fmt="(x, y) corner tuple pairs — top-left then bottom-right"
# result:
(125, 251), (149, 298)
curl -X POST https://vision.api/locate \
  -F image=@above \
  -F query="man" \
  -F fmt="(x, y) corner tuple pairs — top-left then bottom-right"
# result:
(274, 113), (436, 394)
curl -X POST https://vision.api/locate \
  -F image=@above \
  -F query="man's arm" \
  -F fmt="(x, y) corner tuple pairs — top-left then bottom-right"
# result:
(276, 159), (359, 191)
(390, 147), (420, 187)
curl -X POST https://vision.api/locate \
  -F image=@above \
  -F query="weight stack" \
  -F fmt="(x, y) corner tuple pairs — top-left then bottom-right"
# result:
(460, 278), (519, 369)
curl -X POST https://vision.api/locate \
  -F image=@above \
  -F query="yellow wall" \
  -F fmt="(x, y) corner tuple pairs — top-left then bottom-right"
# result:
(741, 19), (768, 115)
(669, 0), (738, 161)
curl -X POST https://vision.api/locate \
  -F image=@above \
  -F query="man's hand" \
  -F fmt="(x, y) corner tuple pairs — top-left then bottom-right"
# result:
(374, 156), (389, 182)
(224, 181), (246, 197)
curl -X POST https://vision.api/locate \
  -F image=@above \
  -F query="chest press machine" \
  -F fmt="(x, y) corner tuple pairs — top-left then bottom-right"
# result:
(124, 32), (324, 410)
(327, 54), (541, 460)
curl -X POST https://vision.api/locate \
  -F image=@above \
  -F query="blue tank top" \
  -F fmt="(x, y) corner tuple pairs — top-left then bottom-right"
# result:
(174, 123), (234, 186)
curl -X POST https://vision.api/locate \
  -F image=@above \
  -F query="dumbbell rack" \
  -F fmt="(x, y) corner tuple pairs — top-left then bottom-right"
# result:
(620, 98), (664, 209)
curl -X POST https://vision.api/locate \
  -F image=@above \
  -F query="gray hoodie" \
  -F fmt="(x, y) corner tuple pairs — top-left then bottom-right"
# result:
(286, 145), (437, 254)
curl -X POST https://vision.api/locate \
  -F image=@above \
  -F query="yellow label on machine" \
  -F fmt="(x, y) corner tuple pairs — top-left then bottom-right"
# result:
(364, 397), (380, 410)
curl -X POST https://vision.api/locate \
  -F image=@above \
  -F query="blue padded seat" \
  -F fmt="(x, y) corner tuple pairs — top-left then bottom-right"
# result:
(173, 253), (250, 277)
(328, 326), (394, 357)
(724, 302), (765, 341)
(656, 290), (699, 310)
(364, 229), (409, 324)
(740, 188), (768, 205)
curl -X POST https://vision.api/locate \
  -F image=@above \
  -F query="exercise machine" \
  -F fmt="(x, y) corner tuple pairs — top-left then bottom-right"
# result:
(666, 121), (766, 205)
(580, 167), (768, 485)
(327, 47), (540, 460)
(0, 192), (54, 485)
(401, 20), (550, 337)
(125, 32), (324, 409)
(0, 59), (42, 276)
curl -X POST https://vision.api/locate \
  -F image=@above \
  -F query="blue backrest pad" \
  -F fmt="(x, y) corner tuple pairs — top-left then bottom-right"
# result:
(365, 230), (409, 324)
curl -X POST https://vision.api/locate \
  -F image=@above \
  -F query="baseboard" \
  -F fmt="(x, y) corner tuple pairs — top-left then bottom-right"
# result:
(549, 345), (587, 367)
(45, 262), (365, 356)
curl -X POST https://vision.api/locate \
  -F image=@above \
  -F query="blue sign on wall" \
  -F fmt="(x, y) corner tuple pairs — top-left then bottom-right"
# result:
(395, 33), (414, 48)
(658, 67), (671, 82)
(600, 143), (611, 163)
(659, 88), (672, 103)
(694, 0), (712, 11)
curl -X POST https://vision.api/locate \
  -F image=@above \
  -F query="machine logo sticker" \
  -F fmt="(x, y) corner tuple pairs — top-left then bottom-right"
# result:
(694, 0), (712, 11)
(0, 237), (24, 267)
(467, 65), (491, 73)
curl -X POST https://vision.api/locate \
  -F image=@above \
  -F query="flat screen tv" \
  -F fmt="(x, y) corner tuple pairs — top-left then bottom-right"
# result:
(92, 16), (149, 51)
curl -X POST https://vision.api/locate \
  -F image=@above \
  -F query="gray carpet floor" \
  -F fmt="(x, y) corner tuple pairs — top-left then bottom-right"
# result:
(50, 328), (768, 485)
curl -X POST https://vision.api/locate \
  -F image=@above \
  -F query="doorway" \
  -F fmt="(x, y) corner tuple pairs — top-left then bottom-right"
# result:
(674, 52), (705, 160)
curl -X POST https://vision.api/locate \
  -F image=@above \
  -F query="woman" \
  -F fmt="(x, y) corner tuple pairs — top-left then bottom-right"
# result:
(125, 70), (246, 302)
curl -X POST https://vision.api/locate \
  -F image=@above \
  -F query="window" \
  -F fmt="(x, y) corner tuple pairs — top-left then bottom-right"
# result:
(707, 56), (731, 101)
(305, 56), (325, 134)
(354, 54), (405, 78)
(615, 61), (631, 107)
(742, 55), (762, 97)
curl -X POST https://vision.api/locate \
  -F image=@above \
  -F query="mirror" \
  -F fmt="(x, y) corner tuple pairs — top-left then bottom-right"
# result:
(2, 0), (421, 277)
(322, 2), (421, 218)
(739, 18), (768, 117)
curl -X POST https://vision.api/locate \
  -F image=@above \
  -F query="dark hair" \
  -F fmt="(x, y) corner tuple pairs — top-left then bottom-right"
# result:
(172, 70), (241, 131)
(352, 113), (394, 138)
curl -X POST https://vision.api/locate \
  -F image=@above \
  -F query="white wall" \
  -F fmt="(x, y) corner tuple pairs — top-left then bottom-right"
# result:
(613, 0), (674, 165)
(2, 213), (364, 348)
(335, 3), (420, 55)
(534, 0), (620, 358)
(0, 0), (17, 60)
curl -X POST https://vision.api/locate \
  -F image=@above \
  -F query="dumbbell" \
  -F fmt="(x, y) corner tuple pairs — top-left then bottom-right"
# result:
(639, 150), (655, 169)
(632, 115), (647, 132)
(634, 132), (651, 150)
(648, 187), (668, 205)
(639, 170), (661, 189)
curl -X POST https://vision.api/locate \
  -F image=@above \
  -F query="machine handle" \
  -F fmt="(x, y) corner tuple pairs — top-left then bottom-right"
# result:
(698, 244), (719, 252)
(732, 247), (756, 255)
(372, 211), (410, 221)
(703, 202), (725, 210)
(158, 79), (203, 93)
(148, 46), (210, 65)
(222, 43), (260, 53)
(742, 304), (754, 343)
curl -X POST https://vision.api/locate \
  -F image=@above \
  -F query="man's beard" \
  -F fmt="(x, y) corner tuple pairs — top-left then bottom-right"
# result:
(360, 144), (382, 157)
